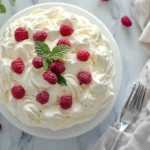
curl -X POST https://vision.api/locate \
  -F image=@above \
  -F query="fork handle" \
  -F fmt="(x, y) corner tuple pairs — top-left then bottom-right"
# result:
(110, 132), (122, 150)
(110, 123), (128, 150)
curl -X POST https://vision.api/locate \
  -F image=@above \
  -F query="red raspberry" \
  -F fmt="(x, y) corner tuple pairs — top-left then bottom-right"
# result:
(77, 71), (92, 84)
(11, 85), (25, 99)
(11, 58), (25, 74)
(56, 38), (71, 47)
(60, 24), (74, 36)
(50, 60), (65, 74)
(32, 57), (43, 69)
(43, 71), (58, 85)
(33, 31), (48, 41)
(121, 16), (132, 27)
(0, 123), (2, 130)
(36, 91), (49, 104)
(60, 95), (72, 110)
(77, 50), (90, 62)
(14, 27), (28, 42)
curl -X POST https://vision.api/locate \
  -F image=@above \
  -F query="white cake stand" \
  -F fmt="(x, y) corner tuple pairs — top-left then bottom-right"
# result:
(0, 3), (123, 139)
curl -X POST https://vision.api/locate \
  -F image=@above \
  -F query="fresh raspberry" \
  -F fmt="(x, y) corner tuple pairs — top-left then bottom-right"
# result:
(14, 27), (28, 42)
(36, 91), (49, 104)
(77, 50), (90, 62)
(43, 71), (58, 85)
(11, 85), (25, 99)
(60, 24), (74, 36)
(56, 38), (71, 47)
(11, 58), (25, 74)
(33, 31), (48, 41)
(60, 95), (72, 110)
(121, 16), (132, 27)
(50, 60), (65, 74)
(77, 71), (92, 84)
(0, 124), (2, 130)
(32, 57), (43, 69)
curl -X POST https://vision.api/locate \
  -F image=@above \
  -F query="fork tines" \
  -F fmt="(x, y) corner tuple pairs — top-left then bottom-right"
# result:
(125, 83), (147, 112)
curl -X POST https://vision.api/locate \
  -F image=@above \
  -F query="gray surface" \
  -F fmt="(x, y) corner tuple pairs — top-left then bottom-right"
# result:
(0, 0), (149, 150)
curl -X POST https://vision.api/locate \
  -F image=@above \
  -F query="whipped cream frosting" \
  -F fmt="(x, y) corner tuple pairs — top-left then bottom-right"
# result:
(0, 7), (115, 130)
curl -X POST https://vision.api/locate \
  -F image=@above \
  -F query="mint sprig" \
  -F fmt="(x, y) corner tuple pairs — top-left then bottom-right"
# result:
(43, 58), (51, 71)
(9, 0), (16, 6)
(0, 0), (16, 13)
(57, 74), (67, 86)
(35, 41), (51, 58)
(35, 42), (71, 86)
(0, 4), (6, 13)
(35, 42), (71, 61)
(49, 45), (71, 61)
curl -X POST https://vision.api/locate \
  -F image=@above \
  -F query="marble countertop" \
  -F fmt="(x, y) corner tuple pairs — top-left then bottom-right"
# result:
(0, 0), (149, 150)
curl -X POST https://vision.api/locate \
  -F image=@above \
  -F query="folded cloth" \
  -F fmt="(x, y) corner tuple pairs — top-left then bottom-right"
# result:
(92, 0), (150, 149)
(135, 0), (150, 53)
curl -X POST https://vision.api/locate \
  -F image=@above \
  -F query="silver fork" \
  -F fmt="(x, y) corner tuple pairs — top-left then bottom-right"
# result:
(110, 83), (147, 150)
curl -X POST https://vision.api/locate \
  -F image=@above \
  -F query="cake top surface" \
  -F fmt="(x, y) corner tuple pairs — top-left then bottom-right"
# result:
(0, 7), (115, 131)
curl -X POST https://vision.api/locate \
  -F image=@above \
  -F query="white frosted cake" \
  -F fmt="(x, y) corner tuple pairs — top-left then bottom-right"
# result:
(0, 7), (115, 131)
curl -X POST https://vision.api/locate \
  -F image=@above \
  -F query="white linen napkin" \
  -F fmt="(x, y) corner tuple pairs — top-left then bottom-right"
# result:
(92, 0), (150, 149)
(135, 0), (150, 54)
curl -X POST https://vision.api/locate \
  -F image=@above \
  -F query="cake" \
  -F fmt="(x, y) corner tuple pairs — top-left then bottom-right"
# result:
(0, 7), (115, 131)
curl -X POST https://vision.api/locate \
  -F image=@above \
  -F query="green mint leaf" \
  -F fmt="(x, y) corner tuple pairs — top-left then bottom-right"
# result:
(0, 4), (6, 13)
(35, 42), (51, 58)
(43, 58), (51, 71)
(57, 74), (67, 86)
(49, 45), (71, 61)
(9, 0), (16, 6)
